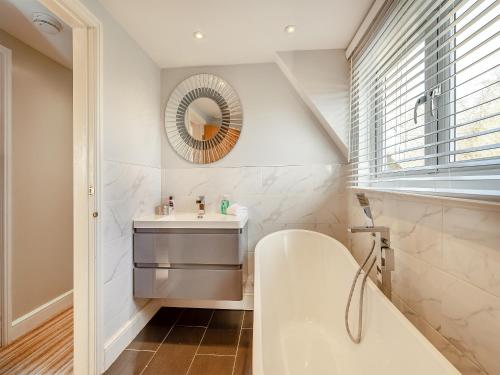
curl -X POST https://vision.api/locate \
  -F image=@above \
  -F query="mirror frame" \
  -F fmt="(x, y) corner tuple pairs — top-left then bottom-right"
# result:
(165, 74), (243, 164)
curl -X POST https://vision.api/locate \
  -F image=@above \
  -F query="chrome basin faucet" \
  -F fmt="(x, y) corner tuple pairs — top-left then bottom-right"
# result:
(196, 196), (205, 218)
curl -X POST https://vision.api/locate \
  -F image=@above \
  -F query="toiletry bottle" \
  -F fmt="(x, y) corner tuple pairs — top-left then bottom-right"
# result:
(220, 195), (230, 215)
(168, 196), (175, 215)
(161, 203), (169, 216)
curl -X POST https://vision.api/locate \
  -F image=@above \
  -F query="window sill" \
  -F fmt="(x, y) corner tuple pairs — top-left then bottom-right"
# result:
(348, 186), (500, 211)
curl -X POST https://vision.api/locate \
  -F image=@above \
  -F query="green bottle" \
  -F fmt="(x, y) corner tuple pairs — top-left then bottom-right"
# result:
(220, 195), (230, 214)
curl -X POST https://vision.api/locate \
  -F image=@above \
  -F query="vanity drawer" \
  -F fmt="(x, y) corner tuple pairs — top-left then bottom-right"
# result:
(133, 267), (243, 301)
(134, 227), (247, 265)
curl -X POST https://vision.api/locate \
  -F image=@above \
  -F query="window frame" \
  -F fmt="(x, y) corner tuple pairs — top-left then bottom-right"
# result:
(350, 0), (500, 199)
(373, 0), (497, 178)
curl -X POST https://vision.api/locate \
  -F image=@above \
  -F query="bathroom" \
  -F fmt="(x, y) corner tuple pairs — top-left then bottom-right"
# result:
(0, 0), (499, 374)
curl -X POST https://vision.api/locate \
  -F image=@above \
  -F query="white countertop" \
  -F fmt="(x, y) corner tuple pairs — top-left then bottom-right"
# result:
(134, 212), (248, 229)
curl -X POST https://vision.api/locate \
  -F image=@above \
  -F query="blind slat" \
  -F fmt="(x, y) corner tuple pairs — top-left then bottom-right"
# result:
(351, 23), (500, 126)
(353, 95), (500, 155)
(352, 0), (492, 90)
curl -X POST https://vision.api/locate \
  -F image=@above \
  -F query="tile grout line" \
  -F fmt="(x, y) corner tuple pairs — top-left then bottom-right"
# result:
(124, 348), (156, 353)
(231, 311), (246, 375)
(176, 324), (209, 329)
(139, 308), (185, 375)
(185, 310), (215, 375)
(396, 244), (500, 299)
(196, 353), (236, 357)
(392, 292), (487, 372)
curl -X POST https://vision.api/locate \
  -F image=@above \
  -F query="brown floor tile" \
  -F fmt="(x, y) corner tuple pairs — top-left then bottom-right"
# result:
(210, 309), (243, 329)
(104, 349), (153, 375)
(198, 310), (243, 355)
(187, 355), (234, 375)
(234, 329), (253, 375)
(177, 308), (213, 327)
(242, 311), (253, 329)
(151, 307), (184, 325)
(128, 308), (183, 351)
(142, 326), (204, 375)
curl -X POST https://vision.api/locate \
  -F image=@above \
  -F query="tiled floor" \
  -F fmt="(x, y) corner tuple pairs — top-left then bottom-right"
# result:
(106, 308), (253, 375)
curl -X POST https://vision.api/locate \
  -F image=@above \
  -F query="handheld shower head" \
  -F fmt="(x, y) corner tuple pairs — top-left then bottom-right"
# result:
(356, 193), (374, 227)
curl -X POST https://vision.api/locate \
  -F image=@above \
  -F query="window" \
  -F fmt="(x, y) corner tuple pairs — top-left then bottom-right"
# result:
(349, 0), (500, 197)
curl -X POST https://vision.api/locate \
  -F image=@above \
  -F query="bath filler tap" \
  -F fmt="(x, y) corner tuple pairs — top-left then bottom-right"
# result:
(348, 193), (394, 298)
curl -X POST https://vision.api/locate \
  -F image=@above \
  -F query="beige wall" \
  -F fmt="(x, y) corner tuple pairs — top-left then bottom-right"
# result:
(0, 29), (73, 320)
(348, 190), (500, 375)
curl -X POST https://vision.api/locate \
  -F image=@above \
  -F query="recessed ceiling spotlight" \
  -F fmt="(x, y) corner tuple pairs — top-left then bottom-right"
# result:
(193, 31), (204, 39)
(284, 25), (296, 34)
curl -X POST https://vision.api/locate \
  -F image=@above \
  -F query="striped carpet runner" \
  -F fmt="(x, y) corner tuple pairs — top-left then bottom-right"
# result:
(0, 308), (73, 374)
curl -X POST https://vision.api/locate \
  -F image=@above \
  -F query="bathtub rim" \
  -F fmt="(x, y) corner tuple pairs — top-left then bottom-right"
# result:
(252, 229), (460, 375)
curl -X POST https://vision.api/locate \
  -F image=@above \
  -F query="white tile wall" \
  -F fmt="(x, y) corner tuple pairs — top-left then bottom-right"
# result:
(102, 161), (161, 340)
(348, 191), (500, 374)
(443, 206), (500, 298)
(163, 163), (348, 303)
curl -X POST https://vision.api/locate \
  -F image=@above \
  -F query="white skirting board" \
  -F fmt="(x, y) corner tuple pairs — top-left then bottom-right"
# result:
(10, 290), (73, 343)
(103, 300), (161, 372)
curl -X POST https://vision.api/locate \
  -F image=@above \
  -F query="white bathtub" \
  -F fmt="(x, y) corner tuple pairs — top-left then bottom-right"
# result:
(253, 230), (459, 375)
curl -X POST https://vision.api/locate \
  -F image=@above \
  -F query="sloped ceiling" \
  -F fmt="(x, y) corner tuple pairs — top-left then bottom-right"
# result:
(275, 50), (350, 159)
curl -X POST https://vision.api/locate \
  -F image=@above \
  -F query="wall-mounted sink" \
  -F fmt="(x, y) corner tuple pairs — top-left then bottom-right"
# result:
(134, 212), (248, 230)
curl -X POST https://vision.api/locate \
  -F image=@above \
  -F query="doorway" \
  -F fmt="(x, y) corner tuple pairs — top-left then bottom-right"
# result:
(0, 0), (101, 373)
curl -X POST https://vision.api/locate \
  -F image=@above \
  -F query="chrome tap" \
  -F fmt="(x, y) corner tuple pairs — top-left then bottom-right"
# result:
(348, 225), (394, 297)
(349, 194), (394, 298)
(196, 196), (205, 218)
(345, 193), (395, 344)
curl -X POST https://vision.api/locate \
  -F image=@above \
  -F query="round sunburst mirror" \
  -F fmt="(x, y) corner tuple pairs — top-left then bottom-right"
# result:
(165, 74), (243, 164)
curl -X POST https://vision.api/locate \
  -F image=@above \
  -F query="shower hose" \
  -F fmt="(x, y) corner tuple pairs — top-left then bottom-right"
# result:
(345, 239), (377, 344)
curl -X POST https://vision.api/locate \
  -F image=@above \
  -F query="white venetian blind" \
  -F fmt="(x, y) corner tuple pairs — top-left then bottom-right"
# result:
(349, 0), (500, 198)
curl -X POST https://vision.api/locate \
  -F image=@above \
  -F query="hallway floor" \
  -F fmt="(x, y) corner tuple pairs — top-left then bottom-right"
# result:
(106, 308), (253, 375)
(0, 308), (73, 374)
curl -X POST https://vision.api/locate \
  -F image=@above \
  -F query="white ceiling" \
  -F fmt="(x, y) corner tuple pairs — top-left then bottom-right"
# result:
(98, 0), (374, 68)
(0, 0), (72, 68)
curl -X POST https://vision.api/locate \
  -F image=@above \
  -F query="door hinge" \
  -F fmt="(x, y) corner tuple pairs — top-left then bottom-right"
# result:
(92, 211), (98, 218)
(89, 186), (95, 196)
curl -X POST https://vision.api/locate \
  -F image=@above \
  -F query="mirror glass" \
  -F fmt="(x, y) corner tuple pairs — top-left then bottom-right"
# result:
(184, 97), (222, 141)
(165, 73), (243, 164)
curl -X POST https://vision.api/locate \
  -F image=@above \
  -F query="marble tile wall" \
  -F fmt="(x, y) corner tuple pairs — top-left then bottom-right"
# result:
(102, 161), (161, 340)
(348, 191), (500, 375)
(162, 163), (348, 304)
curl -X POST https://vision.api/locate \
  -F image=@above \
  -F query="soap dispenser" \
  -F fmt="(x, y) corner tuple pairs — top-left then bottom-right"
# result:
(220, 195), (230, 214)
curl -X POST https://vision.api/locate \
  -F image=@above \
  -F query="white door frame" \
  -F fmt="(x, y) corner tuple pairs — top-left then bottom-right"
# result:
(0, 0), (102, 371)
(0, 43), (12, 348)
(38, 1), (102, 373)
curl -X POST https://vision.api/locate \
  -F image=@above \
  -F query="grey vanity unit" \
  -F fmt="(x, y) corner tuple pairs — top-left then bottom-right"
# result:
(133, 213), (248, 301)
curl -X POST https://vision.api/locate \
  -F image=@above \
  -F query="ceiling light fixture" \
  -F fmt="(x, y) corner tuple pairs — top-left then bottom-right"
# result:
(32, 12), (63, 34)
(284, 25), (296, 34)
(193, 31), (204, 40)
